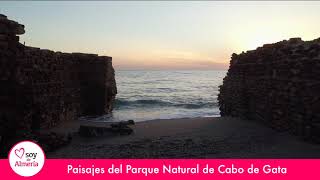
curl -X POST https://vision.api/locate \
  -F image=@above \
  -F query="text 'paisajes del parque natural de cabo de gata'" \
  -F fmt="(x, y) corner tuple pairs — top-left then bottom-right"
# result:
(67, 163), (287, 176)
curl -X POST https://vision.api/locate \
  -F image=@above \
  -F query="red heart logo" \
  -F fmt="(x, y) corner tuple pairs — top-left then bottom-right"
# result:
(15, 148), (24, 159)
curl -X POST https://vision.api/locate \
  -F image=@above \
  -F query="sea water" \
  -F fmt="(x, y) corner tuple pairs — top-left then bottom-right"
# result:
(83, 70), (226, 122)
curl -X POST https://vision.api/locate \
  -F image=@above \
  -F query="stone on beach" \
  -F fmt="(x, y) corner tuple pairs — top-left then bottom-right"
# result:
(35, 132), (72, 152)
(79, 120), (135, 137)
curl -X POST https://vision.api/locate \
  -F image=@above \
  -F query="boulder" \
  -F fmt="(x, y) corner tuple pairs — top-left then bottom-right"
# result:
(79, 120), (135, 137)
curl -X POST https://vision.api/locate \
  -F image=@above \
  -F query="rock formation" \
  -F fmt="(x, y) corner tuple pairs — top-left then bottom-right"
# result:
(0, 14), (117, 154)
(218, 37), (320, 141)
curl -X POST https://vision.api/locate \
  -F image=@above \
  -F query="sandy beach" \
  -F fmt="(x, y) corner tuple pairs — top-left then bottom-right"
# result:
(48, 117), (320, 158)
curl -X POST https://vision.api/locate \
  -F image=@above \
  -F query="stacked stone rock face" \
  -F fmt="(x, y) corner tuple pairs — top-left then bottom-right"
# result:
(218, 37), (320, 141)
(0, 14), (26, 140)
(0, 15), (117, 151)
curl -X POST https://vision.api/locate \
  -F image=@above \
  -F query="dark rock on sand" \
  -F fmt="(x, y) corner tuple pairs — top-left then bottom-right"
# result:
(79, 120), (135, 137)
(35, 132), (72, 152)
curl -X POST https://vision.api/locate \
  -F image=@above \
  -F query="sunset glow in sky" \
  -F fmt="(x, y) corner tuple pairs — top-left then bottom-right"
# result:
(2, 1), (320, 70)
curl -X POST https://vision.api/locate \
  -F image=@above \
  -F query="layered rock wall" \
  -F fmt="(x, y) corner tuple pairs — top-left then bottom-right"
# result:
(0, 15), (117, 144)
(218, 38), (320, 141)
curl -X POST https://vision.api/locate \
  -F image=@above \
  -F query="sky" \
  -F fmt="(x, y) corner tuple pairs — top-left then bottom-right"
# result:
(1, 1), (320, 70)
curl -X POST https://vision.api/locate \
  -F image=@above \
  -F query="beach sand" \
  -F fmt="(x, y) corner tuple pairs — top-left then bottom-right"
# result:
(48, 117), (320, 158)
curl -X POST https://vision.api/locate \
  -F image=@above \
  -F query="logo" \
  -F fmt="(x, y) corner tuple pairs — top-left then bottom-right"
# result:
(9, 141), (46, 177)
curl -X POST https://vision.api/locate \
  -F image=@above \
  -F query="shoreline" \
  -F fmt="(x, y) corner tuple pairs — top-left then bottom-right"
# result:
(81, 114), (221, 122)
(48, 117), (320, 158)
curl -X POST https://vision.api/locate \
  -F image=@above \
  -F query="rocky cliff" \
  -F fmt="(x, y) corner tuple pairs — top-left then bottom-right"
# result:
(0, 14), (117, 153)
(218, 37), (320, 141)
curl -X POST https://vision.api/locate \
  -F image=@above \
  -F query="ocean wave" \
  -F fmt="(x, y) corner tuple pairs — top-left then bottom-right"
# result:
(115, 99), (217, 109)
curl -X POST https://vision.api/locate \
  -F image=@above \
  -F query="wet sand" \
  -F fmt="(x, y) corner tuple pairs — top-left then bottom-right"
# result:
(48, 117), (320, 158)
